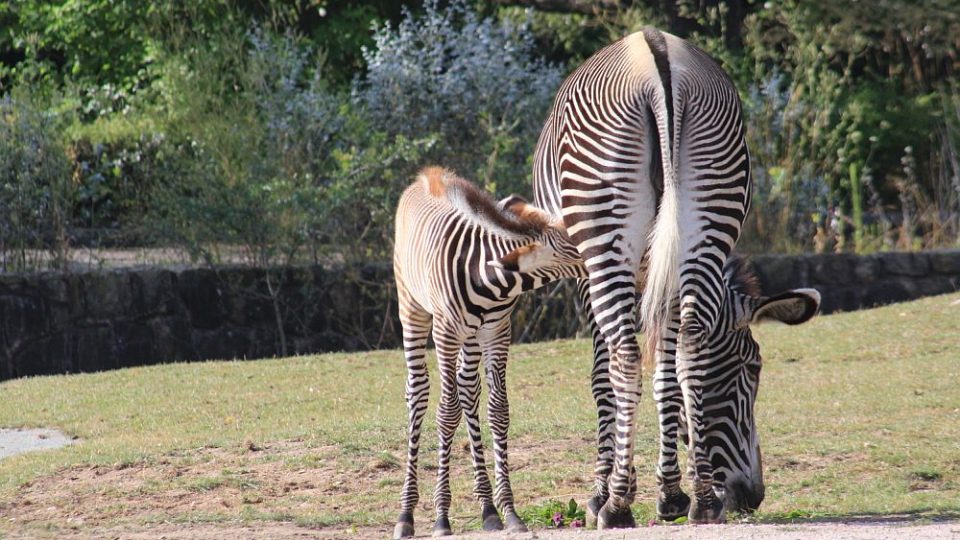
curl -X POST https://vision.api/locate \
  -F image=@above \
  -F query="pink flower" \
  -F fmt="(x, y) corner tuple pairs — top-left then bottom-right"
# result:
(571, 519), (584, 528)
(552, 512), (564, 527)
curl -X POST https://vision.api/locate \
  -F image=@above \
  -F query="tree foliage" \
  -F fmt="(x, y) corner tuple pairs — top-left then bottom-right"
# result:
(1, 0), (959, 269)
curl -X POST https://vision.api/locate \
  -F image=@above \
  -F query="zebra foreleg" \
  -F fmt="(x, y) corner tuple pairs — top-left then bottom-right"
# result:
(432, 325), (463, 536)
(482, 323), (527, 533)
(395, 311), (432, 540)
(455, 337), (502, 532)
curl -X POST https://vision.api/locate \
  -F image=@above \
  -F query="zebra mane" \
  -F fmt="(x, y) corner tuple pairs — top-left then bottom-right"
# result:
(418, 166), (548, 239)
(724, 254), (762, 298)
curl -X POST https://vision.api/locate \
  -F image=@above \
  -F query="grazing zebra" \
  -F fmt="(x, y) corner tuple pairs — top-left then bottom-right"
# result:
(393, 166), (586, 539)
(532, 27), (821, 526)
(651, 254), (820, 520)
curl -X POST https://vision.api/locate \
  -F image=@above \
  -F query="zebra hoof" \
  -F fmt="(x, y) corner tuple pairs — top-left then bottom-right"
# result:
(481, 503), (504, 531)
(584, 495), (605, 528)
(393, 512), (415, 539)
(596, 502), (636, 530)
(504, 512), (528, 533)
(688, 495), (725, 524)
(657, 490), (691, 521)
(432, 515), (453, 537)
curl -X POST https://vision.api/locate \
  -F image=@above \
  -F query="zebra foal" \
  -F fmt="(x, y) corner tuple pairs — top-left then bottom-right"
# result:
(393, 166), (586, 538)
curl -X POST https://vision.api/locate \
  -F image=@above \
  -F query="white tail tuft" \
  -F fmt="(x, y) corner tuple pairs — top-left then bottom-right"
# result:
(638, 73), (680, 360)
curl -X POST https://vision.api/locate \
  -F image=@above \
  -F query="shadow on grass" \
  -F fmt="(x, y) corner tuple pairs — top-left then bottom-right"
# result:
(737, 508), (960, 525)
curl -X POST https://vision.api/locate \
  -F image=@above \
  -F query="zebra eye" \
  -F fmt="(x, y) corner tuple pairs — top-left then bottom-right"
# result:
(745, 362), (761, 377)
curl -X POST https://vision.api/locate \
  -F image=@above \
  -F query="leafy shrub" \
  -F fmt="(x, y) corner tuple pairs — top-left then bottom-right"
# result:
(721, 2), (955, 253)
(0, 93), (72, 271)
(354, 0), (564, 195)
(148, 27), (431, 267)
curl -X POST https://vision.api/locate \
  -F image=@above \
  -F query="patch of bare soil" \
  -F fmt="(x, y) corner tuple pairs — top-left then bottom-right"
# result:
(0, 439), (394, 539)
(460, 521), (960, 540)
(0, 437), (956, 539)
(0, 436), (593, 539)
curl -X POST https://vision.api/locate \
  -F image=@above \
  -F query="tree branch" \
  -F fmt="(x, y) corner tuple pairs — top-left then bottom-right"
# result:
(488, 0), (630, 15)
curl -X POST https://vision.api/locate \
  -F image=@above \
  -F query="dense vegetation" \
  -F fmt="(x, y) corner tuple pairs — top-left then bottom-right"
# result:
(2, 0), (959, 270)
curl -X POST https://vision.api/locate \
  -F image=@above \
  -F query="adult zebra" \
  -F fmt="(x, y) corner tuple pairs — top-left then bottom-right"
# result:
(532, 27), (821, 526)
(393, 167), (586, 538)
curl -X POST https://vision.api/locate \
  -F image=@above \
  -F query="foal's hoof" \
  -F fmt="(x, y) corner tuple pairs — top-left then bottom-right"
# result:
(504, 511), (528, 533)
(481, 503), (504, 531)
(596, 501), (636, 530)
(688, 495), (725, 524)
(584, 495), (605, 528)
(393, 512), (415, 539)
(432, 515), (453, 536)
(657, 489), (691, 521)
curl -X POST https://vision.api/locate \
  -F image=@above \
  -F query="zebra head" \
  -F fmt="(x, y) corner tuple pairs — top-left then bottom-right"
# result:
(701, 257), (821, 513)
(489, 195), (586, 279)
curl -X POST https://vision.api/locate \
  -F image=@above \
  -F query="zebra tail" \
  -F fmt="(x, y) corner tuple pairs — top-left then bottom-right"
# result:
(638, 78), (680, 361)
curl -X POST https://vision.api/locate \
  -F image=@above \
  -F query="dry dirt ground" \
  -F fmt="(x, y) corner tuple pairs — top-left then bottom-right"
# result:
(3, 518), (960, 540)
(1, 439), (957, 540)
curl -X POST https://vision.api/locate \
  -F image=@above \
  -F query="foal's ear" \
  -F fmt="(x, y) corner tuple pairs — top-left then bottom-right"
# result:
(751, 288), (821, 325)
(497, 194), (528, 214)
(488, 243), (555, 273)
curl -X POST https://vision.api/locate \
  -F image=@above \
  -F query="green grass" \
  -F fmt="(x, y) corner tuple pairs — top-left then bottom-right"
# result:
(1, 292), (959, 534)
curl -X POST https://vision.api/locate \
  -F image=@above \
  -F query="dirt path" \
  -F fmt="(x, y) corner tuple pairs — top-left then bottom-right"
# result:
(471, 521), (960, 540)
(1, 520), (958, 540)
(1, 438), (956, 539)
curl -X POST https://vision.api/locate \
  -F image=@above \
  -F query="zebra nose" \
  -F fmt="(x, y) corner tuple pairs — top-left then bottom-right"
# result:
(728, 480), (765, 512)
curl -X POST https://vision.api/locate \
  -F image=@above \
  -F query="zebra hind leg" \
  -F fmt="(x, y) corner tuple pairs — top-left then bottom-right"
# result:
(678, 286), (726, 523)
(654, 316), (691, 521)
(455, 338), (502, 532)
(395, 311), (432, 539)
(431, 325), (463, 536)
(577, 278), (615, 528)
(595, 334), (641, 530)
(483, 336), (527, 533)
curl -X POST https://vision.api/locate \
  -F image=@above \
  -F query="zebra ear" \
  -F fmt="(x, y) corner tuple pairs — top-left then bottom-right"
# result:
(497, 194), (528, 214)
(750, 288), (821, 325)
(488, 243), (548, 273)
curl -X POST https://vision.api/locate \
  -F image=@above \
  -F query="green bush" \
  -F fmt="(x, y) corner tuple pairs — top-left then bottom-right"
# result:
(0, 93), (72, 271)
(354, 0), (563, 196)
(145, 26), (431, 266)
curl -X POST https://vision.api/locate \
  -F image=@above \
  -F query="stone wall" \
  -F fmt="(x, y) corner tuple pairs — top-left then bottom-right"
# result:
(0, 264), (396, 380)
(751, 250), (960, 314)
(2, 250), (959, 380)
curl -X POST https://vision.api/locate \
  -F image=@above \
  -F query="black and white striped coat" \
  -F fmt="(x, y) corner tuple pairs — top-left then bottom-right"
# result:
(532, 28), (821, 527)
(392, 167), (586, 539)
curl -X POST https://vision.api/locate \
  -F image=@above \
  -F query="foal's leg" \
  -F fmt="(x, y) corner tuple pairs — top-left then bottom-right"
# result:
(394, 307), (432, 539)
(481, 321), (527, 532)
(432, 322), (463, 536)
(456, 336), (502, 531)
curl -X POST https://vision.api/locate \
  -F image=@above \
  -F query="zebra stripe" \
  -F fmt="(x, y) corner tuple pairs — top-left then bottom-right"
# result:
(393, 167), (585, 539)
